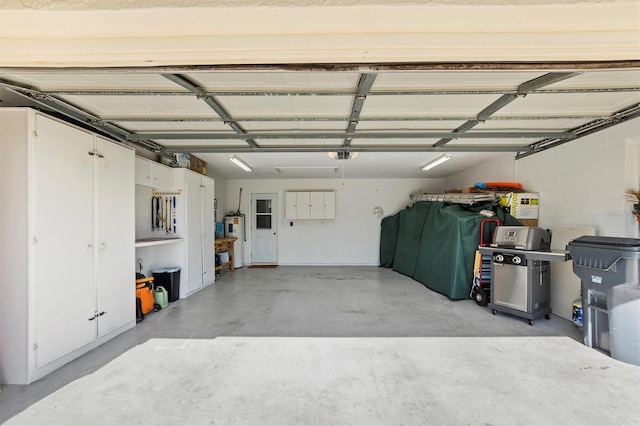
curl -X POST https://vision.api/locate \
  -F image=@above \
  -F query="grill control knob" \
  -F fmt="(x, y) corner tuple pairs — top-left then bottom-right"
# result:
(512, 256), (522, 265)
(494, 254), (504, 263)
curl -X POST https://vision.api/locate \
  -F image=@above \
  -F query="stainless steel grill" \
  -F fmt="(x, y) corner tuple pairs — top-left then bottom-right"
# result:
(479, 226), (570, 325)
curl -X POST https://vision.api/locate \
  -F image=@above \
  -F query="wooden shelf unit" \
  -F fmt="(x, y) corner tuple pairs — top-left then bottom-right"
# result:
(215, 237), (236, 273)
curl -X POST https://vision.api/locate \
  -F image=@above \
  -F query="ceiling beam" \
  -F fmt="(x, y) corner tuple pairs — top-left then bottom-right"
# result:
(40, 86), (640, 97)
(161, 73), (259, 149)
(162, 144), (532, 154)
(2, 60), (639, 74)
(102, 114), (612, 123)
(433, 71), (582, 147)
(127, 130), (575, 141)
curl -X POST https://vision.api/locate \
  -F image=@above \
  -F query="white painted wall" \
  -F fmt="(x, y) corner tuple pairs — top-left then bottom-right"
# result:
(445, 153), (516, 191)
(516, 118), (640, 238)
(207, 169), (228, 224)
(226, 178), (445, 265)
(444, 119), (640, 238)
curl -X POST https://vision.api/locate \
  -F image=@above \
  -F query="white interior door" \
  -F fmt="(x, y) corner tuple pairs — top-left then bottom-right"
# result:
(33, 115), (96, 367)
(251, 193), (277, 264)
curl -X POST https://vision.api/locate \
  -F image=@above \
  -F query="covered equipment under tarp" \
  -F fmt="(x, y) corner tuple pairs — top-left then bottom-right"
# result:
(379, 213), (401, 268)
(380, 201), (519, 300)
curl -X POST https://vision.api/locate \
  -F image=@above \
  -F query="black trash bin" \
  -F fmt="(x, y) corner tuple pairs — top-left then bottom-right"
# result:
(567, 236), (640, 366)
(151, 267), (181, 303)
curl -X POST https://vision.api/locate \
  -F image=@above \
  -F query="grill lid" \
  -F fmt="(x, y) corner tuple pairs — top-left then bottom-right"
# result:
(492, 226), (551, 250)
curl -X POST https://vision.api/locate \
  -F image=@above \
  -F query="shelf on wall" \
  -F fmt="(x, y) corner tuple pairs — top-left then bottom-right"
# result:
(135, 237), (184, 248)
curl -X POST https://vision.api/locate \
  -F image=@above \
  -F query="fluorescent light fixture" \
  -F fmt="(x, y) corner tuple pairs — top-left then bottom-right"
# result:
(421, 154), (451, 172)
(229, 155), (252, 172)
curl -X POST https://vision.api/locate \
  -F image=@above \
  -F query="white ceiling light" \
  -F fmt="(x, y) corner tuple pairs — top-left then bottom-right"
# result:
(328, 151), (358, 160)
(229, 155), (252, 172)
(421, 154), (451, 172)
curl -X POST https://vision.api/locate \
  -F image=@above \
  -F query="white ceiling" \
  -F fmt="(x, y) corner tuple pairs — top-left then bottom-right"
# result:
(0, 68), (638, 179)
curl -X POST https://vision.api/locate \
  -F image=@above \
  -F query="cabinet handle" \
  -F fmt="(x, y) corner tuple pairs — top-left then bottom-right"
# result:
(100, 243), (106, 250)
(88, 312), (105, 321)
(87, 244), (93, 251)
(97, 154), (104, 159)
(88, 151), (96, 156)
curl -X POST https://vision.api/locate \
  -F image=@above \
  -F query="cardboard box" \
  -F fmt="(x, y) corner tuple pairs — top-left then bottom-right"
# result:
(188, 154), (207, 176)
(517, 219), (539, 227)
(501, 192), (539, 219)
(162, 153), (190, 168)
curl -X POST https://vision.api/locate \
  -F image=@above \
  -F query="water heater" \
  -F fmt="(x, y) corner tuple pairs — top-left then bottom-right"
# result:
(224, 216), (244, 268)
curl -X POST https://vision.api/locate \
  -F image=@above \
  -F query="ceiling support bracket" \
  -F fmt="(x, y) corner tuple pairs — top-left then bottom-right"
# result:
(161, 73), (259, 149)
(343, 72), (377, 149)
(433, 71), (582, 148)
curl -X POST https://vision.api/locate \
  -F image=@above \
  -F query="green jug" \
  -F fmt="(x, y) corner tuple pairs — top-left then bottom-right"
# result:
(154, 285), (169, 309)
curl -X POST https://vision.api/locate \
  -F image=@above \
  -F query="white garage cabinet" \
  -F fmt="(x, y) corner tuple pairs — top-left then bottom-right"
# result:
(0, 108), (135, 385)
(285, 191), (335, 220)
(181, 169), (216, 295)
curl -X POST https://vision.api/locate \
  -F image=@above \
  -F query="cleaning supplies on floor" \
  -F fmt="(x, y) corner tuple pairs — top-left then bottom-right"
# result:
(572, 298), (583, 328)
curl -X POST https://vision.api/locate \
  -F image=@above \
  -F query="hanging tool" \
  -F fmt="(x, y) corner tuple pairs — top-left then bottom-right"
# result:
(165, 196), (170, 234)
(172, 196), (177, 234)
(157, 196), (164, 230)
(152, 196), (160, 231)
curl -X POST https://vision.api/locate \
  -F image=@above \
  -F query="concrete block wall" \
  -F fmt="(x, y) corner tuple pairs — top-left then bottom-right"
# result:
(516, 118), (640, 238)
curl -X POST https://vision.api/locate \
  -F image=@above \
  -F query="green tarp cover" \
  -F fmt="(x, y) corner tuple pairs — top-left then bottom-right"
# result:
(392, 202), (432, 277)
(379, 213), (401, 268)
(380, 201), (519, 300)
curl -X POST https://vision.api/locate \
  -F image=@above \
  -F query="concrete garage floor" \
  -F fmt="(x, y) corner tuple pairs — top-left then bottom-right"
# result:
(1, 266), (639, 425)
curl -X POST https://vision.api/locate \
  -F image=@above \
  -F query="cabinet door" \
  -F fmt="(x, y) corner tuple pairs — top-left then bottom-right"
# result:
(134, 157), (152, 186)
(296, 192), (311, 219)
(185, 172), (204, 293)
(323, 192), (336, 219)
(285, 192), (297, 220)
(201, 176), (215, 285)
(96, 138), (135, 337)
(33, 115), (96, 367)
(151, 162), (173, 190)
(309, 192), (324, 219)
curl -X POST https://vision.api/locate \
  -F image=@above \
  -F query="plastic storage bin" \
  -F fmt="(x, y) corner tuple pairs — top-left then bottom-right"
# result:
(567, 236), (640, 366)
(151, 267), (181, 303)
